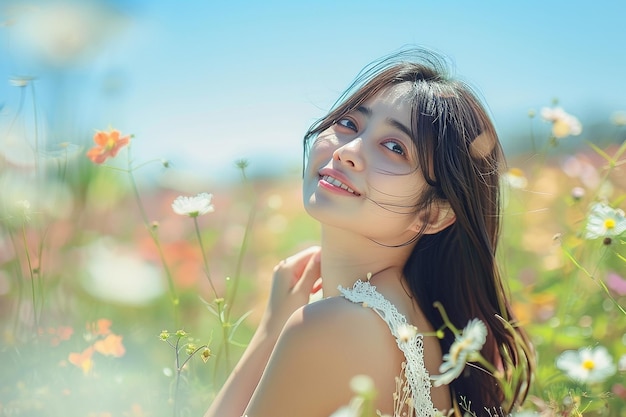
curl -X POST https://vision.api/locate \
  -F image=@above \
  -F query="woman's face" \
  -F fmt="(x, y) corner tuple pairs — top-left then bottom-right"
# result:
(303, 83), (429, 245)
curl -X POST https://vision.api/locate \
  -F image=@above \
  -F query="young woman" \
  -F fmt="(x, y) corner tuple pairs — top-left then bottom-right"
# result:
(205, 48), (534, 417)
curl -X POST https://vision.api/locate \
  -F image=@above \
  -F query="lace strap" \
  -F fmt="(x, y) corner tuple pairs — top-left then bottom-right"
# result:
(339, 279), (437, 416)
(339, 280), (415, 341)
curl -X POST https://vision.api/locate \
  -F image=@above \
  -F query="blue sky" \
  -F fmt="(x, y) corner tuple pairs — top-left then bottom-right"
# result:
(1, 0), (625, 183)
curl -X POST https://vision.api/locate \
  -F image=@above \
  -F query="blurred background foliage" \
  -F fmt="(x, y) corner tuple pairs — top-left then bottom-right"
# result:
(1, 1), (625, 416)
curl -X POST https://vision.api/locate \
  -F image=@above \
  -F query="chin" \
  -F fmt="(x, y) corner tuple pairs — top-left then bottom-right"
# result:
(302, 194), (324, 220)
(302, 195), (321, 221)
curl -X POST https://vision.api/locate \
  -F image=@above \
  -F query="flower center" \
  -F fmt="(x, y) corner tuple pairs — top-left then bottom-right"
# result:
(449, 337), (474, 363)
(106, 138), (117, 150)
(552, 119), (570, 138)
(582, 359), (595, 370)
(604, 218), (616, 230)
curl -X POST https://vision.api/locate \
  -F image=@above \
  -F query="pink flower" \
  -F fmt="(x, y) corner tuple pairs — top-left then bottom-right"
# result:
(606, 272), (626, 296)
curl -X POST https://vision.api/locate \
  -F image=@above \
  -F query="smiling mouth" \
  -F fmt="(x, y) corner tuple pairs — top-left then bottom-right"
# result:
(320, 174), (361, 196)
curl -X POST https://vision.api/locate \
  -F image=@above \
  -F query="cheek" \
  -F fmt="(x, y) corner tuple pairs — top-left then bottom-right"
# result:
(305, 134), (337, 170)
(311, 132), (338, 153)
(367, 173), (424, 208)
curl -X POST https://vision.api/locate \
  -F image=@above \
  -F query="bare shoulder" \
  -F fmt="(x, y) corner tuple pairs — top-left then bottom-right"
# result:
(290, 293), (451, 413)
(244, 297), (403, 417)
(285, 295), (390, 338)
(280, 295), (404, 382)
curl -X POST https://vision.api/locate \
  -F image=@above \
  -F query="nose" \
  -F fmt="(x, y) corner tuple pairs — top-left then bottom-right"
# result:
(332, 138), (364, 170)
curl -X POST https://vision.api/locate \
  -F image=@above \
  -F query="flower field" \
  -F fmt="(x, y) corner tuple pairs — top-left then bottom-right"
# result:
(1, 80), (626, 417)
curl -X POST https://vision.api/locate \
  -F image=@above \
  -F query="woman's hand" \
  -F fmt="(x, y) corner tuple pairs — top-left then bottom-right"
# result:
(204, 246), (321, 417)
(259, 246), (322, 337)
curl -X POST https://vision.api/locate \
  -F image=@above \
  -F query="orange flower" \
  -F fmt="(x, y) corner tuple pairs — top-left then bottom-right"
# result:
(93, 333), (126, 357)
(86, 129), (130, 164)
(56, 326), (74, 340)
(38, 325), (74, 346)
(68, 346), (95, 374)
(88, 318), (113, 336)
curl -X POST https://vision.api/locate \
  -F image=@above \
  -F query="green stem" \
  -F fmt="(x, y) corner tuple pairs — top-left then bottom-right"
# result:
(433, 301), (460, 334)
(193, 217), (218, 299)
(125, 148), (179, 322)
(35, 227), (49, 325)
(561, 246), (626, 315)
(8, 230), (25, 337)
(192, 217), (231, 371)
(173, 336), (182, 417)
(59, 146), (68, 182)
(131, 158), (167, 171)
(179, 343), (208, 369)
(4, 83), (25, 141)
(220, 304), (231, 372)
(474, 354), (498, 375)
(528, 115), (536, 154)
(21, 223), (38, 332)
(225, 201), (255, 323)
(31, 81), (40, 179)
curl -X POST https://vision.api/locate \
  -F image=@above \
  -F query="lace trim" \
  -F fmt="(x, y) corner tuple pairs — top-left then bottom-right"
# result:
(339, 280), (437, 417)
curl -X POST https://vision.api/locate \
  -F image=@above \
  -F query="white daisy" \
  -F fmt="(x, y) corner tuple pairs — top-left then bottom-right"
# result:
(584, 202), (626, 239)
(503, 168), (528, 189)
(171, 193), (215, 217)
(540, 106), (582, 138)
(328, 375), (378, 417)
(431, 319), (488, 387)
(556, 346), (617, 383)
(349, 374), (375, 395)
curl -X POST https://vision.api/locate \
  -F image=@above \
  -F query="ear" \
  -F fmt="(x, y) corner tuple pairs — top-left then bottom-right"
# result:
(408, 201), (456, 235)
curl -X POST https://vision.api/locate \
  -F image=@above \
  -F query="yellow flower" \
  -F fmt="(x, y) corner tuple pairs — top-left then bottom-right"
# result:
(201, 347), (212, 363)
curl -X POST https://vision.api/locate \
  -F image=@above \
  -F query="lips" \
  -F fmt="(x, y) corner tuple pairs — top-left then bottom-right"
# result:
(318, 171), (361, 196)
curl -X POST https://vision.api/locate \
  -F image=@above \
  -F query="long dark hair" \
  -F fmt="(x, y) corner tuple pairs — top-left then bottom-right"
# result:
(303, 48), (534, 414)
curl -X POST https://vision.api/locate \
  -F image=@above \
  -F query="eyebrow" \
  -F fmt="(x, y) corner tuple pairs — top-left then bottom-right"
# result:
(356, 105), (413, 139)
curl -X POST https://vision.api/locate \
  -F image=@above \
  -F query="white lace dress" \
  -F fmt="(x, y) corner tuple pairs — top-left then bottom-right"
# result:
(339, 280), (438, 417)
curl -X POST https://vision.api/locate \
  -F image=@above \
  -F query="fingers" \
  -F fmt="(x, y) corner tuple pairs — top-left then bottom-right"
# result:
(272, 246), (321, 294)
(293, 249), (321, 294)
(288, 246), (321, 283)
(262, 247), (322, 335)
(311, 277), (323, 295)
(273, 246), (318, 273)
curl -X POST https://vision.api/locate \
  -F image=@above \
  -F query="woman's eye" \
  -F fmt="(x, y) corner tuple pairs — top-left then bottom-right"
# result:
(382, 140), (406, 156)
(336, 117), (357, 132)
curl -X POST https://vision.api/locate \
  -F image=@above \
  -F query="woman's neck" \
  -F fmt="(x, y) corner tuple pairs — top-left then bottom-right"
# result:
(319, 226), (415, 297)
